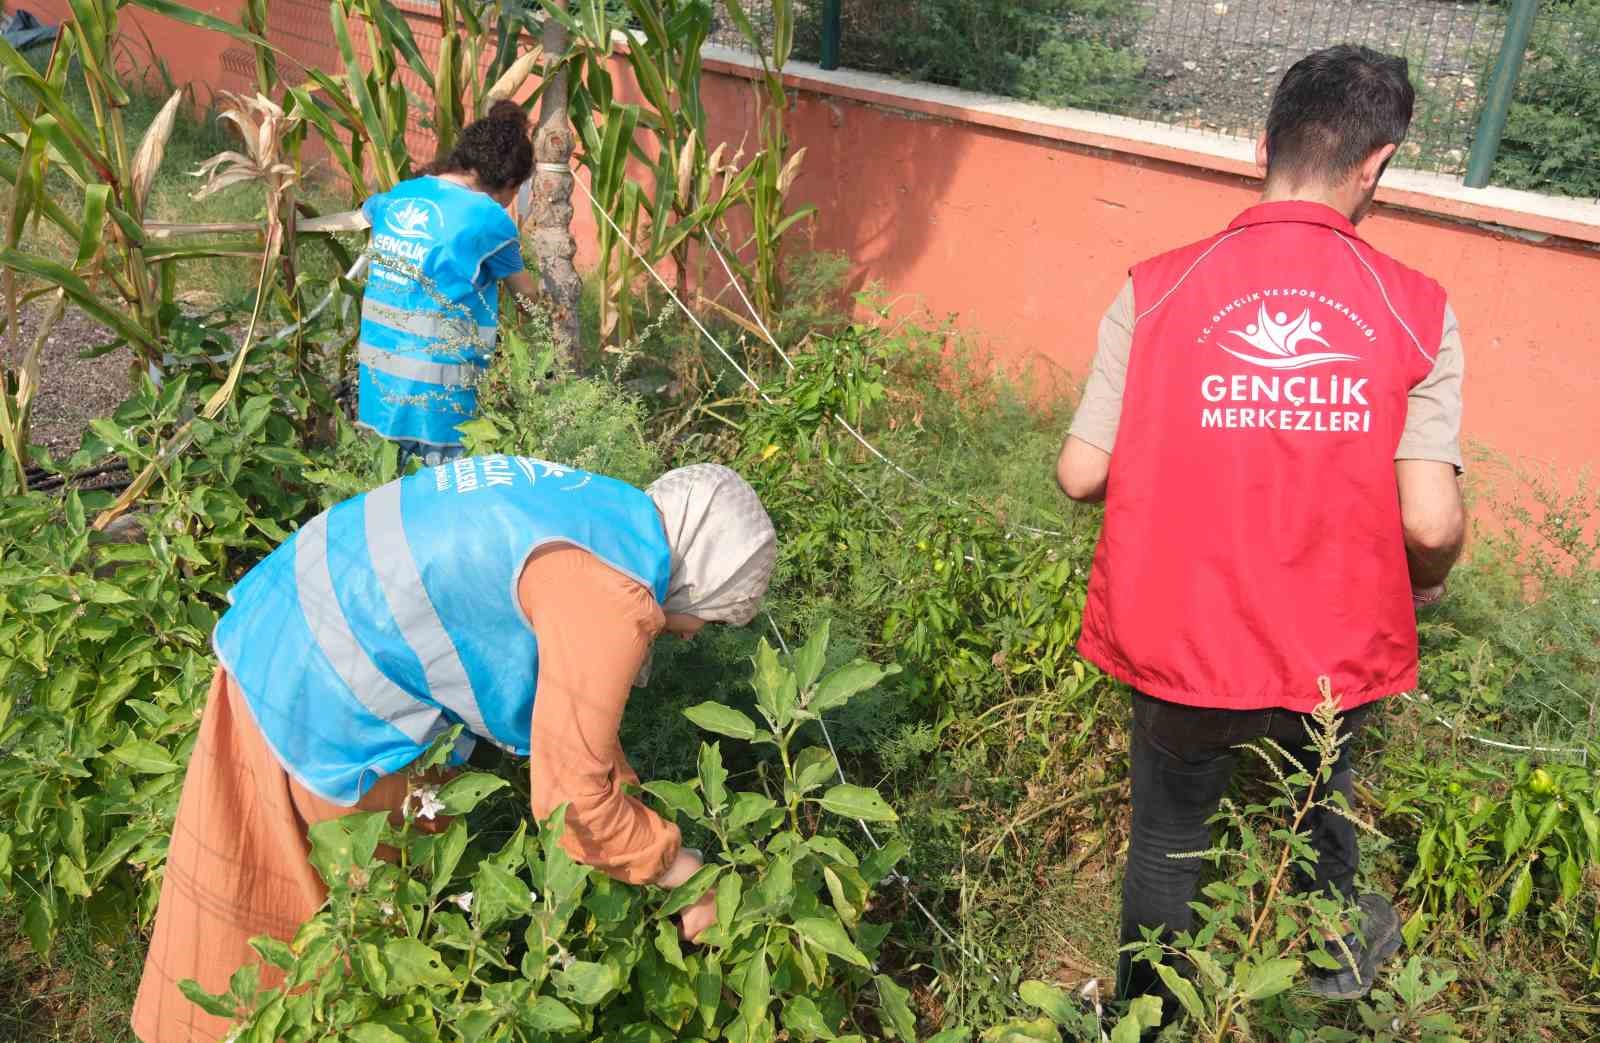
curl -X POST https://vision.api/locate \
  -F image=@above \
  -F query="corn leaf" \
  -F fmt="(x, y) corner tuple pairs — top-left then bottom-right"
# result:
(0, 249), (159, 354)
(131, 91), (183, 218)
(129, 0), (275, 50)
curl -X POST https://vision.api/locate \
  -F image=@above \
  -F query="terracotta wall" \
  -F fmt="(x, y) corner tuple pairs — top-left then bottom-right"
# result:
(35, 4), (1600, 489)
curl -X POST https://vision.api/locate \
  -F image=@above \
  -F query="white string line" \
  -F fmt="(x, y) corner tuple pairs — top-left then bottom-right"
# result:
(1398, 691), (1590, 764)
(700, 228), (1066, 541)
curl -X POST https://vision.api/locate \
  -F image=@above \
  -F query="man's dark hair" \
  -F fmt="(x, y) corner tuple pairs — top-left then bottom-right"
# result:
(1265, 45), (1415, 185)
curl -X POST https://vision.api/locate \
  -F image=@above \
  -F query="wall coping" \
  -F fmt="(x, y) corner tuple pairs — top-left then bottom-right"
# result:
(700, 44), (1600, 249)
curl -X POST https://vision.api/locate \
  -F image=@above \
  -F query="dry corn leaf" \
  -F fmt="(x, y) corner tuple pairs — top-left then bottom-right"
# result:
(485, 47), (544, 105)
(130, 91), (184, 218)
(675, 129), (698, 209)
(777, 146), (807, 195)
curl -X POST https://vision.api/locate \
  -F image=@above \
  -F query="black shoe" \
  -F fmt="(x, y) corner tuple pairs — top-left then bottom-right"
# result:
(1306, 893), (1402, 1000)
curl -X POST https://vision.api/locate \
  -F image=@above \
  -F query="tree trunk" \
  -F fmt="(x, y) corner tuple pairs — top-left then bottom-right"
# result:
(531, 2), (583, 370)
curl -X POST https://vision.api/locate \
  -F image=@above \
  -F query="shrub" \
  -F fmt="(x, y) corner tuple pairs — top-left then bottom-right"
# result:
(794, 0), (1146, 109)
(1493, 0), (1600, 198)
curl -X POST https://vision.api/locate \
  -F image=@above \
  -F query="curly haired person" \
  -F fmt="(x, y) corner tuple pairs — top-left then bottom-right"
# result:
(356, 101), (541, 466)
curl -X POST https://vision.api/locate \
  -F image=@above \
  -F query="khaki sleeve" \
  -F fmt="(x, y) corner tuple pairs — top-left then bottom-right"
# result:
(519, 545), (680, 885)
(1067, 278), (1136, 453)
(1395, 303), (1465, 472)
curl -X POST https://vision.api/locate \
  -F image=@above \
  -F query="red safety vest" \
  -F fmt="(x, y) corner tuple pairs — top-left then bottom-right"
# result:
(1078, 201), (1446, 713)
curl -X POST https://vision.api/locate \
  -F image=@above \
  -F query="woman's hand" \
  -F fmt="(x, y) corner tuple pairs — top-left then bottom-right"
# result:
(678, 888), (718, 942)
(657, 847), (717, 942)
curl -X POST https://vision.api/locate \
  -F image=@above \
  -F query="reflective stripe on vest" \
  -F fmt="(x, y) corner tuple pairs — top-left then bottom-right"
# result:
(362, 480), (493, 740)
(213, 456), (674, 804)
(295, 510), (450, 744)
(359, 343), (486, 388)
(362, 298), (496, 349)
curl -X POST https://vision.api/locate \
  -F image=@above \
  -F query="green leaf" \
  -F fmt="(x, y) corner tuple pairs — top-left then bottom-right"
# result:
(1242, 957), (1301, 1001)
(658, 863), (723, 918)
(752, 639), (798, 729)
(130, 0), (273, 48)
(782, 994), (838, 1040)
(250, 936), (296, 971)
(739, 944), (773, 1028)
(1110, 996), (1162, 1042)
(791, 619), (831, 691)
(428, 819), (469, 897)
(810, 660), (899, 715)
(1155, 964), (1204, 1023)
(177, 979), (238, 1019)
(684, 702), (759, 742)
(654, 917), (687, 971)
(743, 854), (795, 919)
(108, 739), (179, 774)
(437, 772), (509, 815)
(816, 784), (898, 823)
(383, 938), (454, 990)
(346, 1025), (409, 1043)
(645, 779), (705, 822)
(474, 860), (534, 929)
(518, 996), (582, 1033)
(1018, 981), (1075, 1023)
(1505, 861), (1534, 921)
(53, 855), (90, 899)
(699, 742), (729, 814)
(357, 941), (391, 997)
(794, 916), (870, 968)
(875, 973), (917, 1040)
(0, 249), (159, 355)
(727, 792), (779, 834)
(794, 746), (838, 795)
(555, 960), (619, 1006)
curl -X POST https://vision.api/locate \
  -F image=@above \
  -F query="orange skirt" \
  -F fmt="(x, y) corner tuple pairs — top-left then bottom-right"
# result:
(131, 669), (419, 1042)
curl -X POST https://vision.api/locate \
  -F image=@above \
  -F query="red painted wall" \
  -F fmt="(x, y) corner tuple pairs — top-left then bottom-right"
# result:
(36, 4), (1600, 489)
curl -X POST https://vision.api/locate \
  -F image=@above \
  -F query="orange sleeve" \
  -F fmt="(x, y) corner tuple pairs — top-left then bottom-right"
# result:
(518, 545), (680, 885)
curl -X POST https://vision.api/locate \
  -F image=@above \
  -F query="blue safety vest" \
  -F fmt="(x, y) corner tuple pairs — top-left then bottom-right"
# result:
(213, 456), (672, 805)
(358, 177), (523, 448)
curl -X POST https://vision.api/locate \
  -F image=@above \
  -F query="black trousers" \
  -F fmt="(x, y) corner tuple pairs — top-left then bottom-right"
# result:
(1117, 691), (1374, 1000)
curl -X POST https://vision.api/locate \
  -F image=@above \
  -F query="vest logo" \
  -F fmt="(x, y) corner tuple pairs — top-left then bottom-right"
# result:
(1222, 304), (1359, 370)
(386, 198), (443, 241)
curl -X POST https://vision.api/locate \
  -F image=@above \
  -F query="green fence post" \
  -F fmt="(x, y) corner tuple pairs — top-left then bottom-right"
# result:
(819, 0), (842, 70)
(1464, 0), (1540, 188)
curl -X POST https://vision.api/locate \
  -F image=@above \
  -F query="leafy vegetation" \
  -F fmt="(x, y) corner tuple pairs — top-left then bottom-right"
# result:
(793, 0), (1146, 110)
(2, 1), (1599, 1040)
(1493, 0), (1600, 198)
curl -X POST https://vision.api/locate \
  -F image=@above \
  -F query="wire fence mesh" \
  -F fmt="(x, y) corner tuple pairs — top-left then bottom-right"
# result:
(711, 0), (1599, 191)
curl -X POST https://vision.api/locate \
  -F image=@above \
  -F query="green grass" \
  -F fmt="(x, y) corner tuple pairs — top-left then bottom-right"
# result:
(0, 916), (140, 1043)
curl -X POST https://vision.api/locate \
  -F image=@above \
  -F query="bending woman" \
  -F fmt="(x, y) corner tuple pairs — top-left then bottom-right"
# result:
(131, 459), (778, 1043)
(358, 102), (541, 466)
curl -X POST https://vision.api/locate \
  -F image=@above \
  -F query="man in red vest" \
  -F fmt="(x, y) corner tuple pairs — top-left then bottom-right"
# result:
(1058, 45), (1466, 1009)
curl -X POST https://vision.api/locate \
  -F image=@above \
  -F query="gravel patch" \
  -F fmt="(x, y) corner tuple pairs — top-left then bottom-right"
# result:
(8, 303), (133, 459)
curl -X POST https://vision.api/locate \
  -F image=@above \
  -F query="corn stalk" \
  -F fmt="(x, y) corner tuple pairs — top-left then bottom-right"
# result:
(92, 93), (303, 531)
(286, 0), (546, 203)
(721, 0), (815, 325)
(540, 0), (813, 346)
(0, 0), (274, 486)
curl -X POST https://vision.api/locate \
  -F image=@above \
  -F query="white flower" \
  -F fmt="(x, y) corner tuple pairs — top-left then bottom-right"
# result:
(379, 902), (396, 918)
(529, 890), (539, 904)
(450, 891), (474, 913)
(408, 784), (446, 821)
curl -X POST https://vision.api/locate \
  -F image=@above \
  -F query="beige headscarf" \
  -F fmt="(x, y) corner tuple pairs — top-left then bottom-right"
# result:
(647, 463), (778, 626)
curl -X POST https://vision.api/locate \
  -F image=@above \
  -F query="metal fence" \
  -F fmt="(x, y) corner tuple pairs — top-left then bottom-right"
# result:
(711, 0), (1598, 193)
